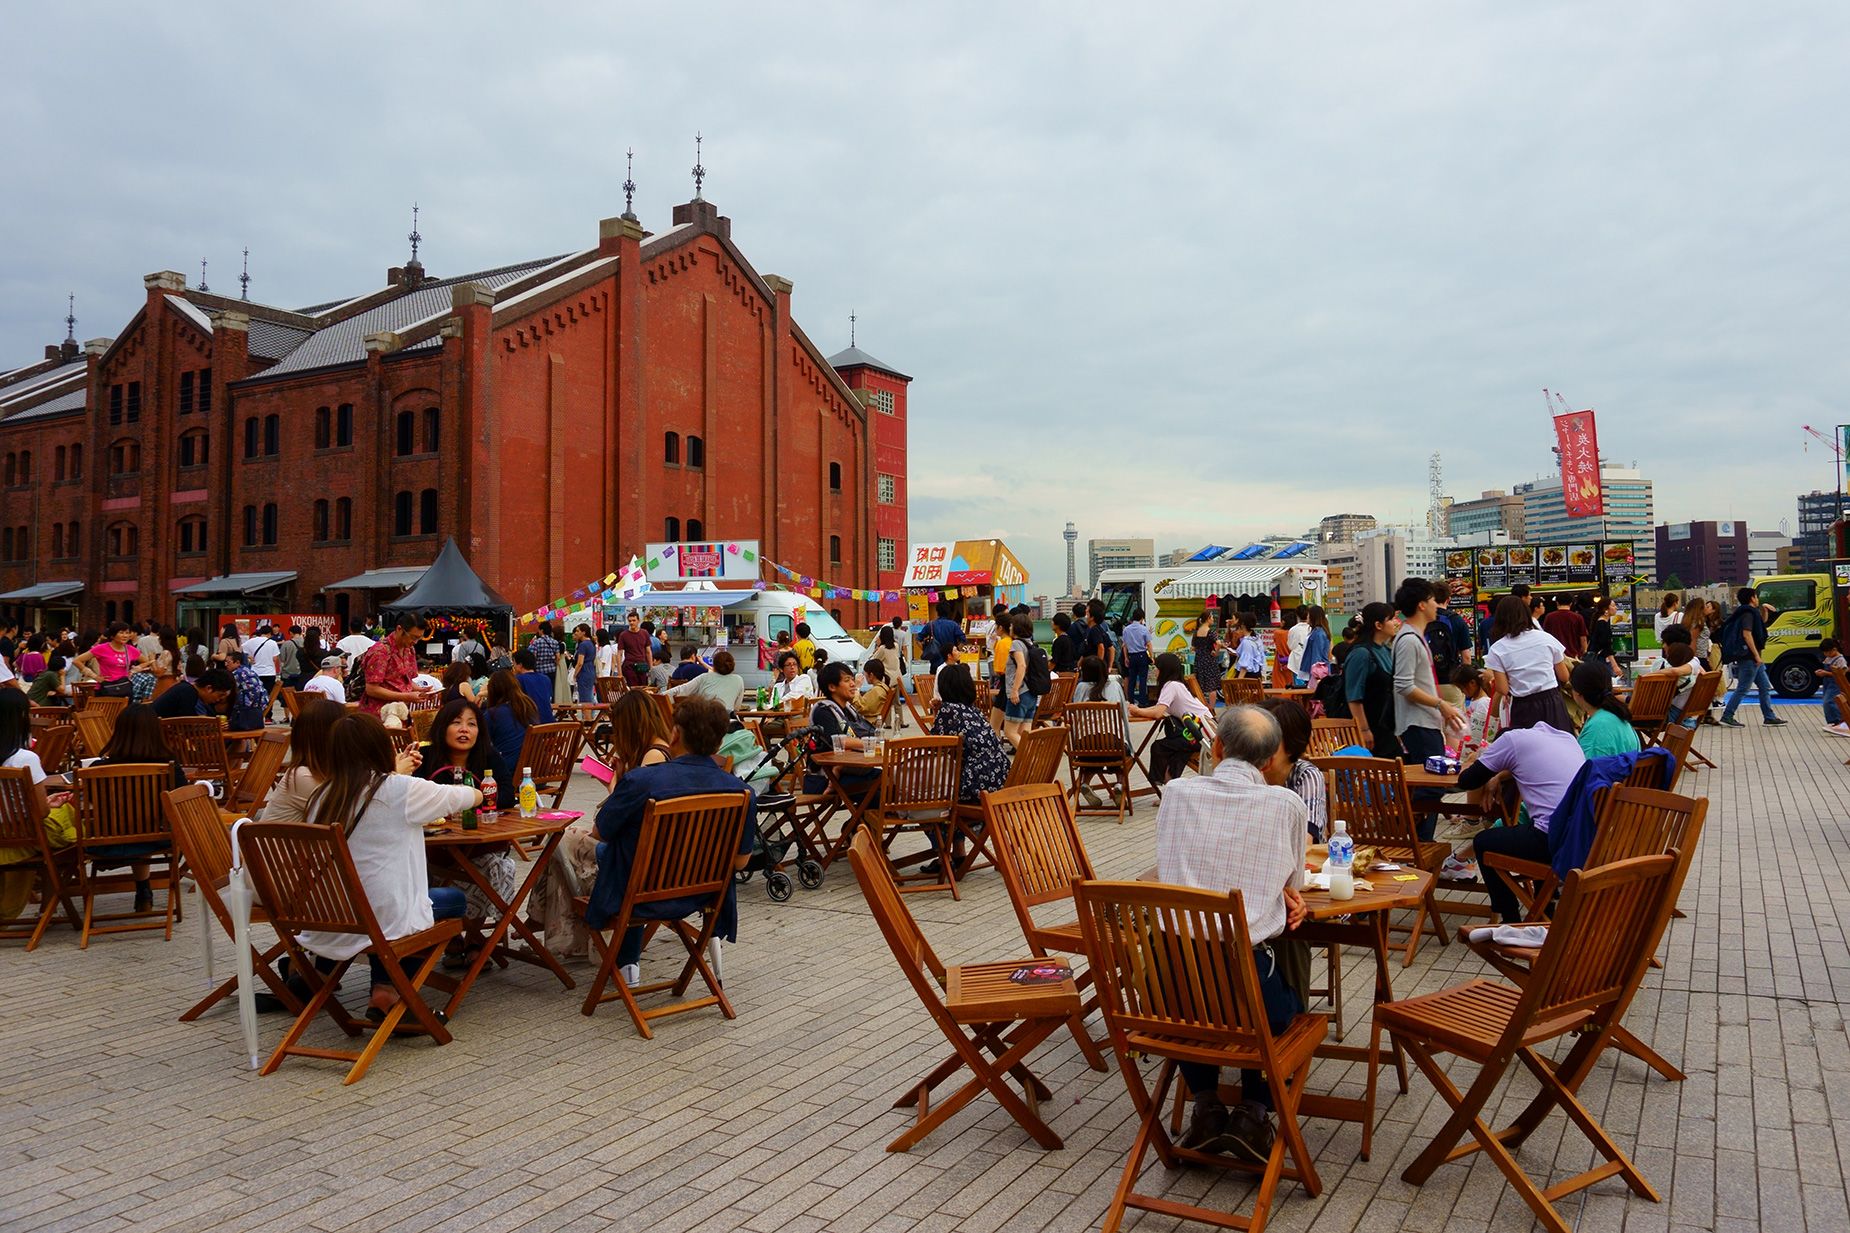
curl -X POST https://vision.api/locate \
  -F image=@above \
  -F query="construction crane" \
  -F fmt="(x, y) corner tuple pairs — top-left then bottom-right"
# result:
(1802, 424), (1845, 460)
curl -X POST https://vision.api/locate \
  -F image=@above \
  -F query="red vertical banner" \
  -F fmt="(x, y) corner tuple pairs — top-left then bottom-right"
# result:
(1553, 410), (1603, 517)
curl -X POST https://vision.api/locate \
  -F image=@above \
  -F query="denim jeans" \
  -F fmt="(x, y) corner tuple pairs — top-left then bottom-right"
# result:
(1722, 662), (1775, 721)
(1823, 683), (1844, 726)
(1125, 652), (1151, 706)
(1180, 943), (1301, 1111)
(1399, 724), (1446, 841)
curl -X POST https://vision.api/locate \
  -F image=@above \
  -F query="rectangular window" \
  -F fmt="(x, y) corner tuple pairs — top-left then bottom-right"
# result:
(126, 382), (141, 423)
(878, 537), (897, 571)
(179, 371), (195, 415)
(871, 389), (895, 414)
(109, 384), (123, 426)
(877, 474), (897, 505)
(198, 368), (212, 414)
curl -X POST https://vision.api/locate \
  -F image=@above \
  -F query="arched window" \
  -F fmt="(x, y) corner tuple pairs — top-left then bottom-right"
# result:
(664, 516), (681, 541)
(829, 462), (842, 492)
(830, 535), (842, 564)
(262, 503), (278, 545)
(686, 519), (704, 541)
(314, 406), (331, 450)
(335, 497), (352, 540)
(336, 403), (354, 447)
(664, 432), (680, 465)
(107, 521), (138, 558)
(263, 414), (279, 456)
(51, 524), (62, 558)
(178, 429), (208, 468)
(244, 418), (259, 458)
(242, 505), (258, 547)
(418, 488), (437, 534)
(313, 499), (330, 542)
(69, 444), (81, 479)
(686, 436), (704, 469)
(423, 406), (440, 453)
(393, 491), (413, 537)
(177, 517), (207, 555)
(395, 410), (416, 456)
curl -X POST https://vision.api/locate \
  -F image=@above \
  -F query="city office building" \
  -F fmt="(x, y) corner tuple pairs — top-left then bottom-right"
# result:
(1515, 464), (1656, 581)
(1655, 521), (1749, 587)
(1087, 537), (1154, 588)
(1795, 490), (1843, 568)
(1747, 530), (1790, 579)
(1317, 513), (1377, 544)
(1446, 489), (1525, 541)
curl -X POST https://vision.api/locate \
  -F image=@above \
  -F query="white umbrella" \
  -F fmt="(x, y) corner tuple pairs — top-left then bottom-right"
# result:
(227, 818), (261, 1071)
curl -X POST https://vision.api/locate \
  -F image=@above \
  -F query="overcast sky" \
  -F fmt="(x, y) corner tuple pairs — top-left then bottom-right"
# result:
(5, 3), (1846, 590)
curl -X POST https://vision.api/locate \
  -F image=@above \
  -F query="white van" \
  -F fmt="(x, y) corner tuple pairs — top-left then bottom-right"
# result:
(621, 586), (866, 689)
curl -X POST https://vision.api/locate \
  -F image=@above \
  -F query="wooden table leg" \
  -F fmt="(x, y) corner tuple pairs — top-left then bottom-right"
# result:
(433, 829), (575, 1017)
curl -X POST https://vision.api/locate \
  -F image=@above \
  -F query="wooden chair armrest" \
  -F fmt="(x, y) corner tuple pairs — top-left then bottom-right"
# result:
(1481, 853), (1551, 882)
(1480, 853), (1558, 922)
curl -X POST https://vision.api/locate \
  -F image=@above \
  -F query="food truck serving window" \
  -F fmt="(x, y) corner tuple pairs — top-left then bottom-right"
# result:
(1758, 579), (1815, 614)
(1097, 582), (1140, 623)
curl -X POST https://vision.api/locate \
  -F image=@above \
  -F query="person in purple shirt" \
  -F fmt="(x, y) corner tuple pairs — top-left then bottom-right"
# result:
(1456, 723), (1587, 921)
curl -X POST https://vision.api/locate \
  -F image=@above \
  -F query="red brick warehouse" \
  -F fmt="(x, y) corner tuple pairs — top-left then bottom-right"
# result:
(0, 188), (912, 632)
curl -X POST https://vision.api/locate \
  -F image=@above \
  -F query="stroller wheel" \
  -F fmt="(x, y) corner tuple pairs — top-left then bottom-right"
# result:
(766, 871), (795, 902)
(797, 860), (825, 890)
(733, 868), (754, 886)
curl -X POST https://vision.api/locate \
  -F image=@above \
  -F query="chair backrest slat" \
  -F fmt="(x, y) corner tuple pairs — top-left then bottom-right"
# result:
(33, 725), (76, 777)
(0, 765), (47, 848)
(74, 711), (116, 758)
(239, 820), (377, 936)
(161, 716), (232, 781)
(226, 730), (291, 814)
(847, 828), (947, 988)
(1515, 854), (1678, 1028)
(1308, 719), (1361, 759)
(1584, 786), (1706, 871)
(1654, 724), (1692, 790)
(162, 784), (235, 929)
(1063, 701), (1128, 757)
(880, 736), (961, 812)
(1314, 756), (1419, 852)
(516, 722), (584, 787)
(1003, 725), (1066, 789)
(986, 783), (1096, 911)
(74, 764), (174, 849)
(1683, 670), (1723, 716)
(626, 791), (751, 906)
(1222, 678), (1265, 707)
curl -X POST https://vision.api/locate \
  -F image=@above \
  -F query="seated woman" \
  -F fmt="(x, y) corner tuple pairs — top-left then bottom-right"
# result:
(1129, 652), (1215, 785)
(1260, 698), (1326, 842)
(0, 689), (74, 922)
(260, 697), (346, 822)
(803, 662), (879, 796)
(297, 713), (482, 1021)
(27, 653), (70, 707)
(853, 659), (893, 725)
(667, 649), (746, 714)
(90, 703), (188, 911)
(646, 645), (674, 691)
(439, 661), (481, 706)
(480, 669), (539, 782)
(1570, 659), (1640, 760)
(530, 691), (672, 960)
(414, 698), (519, 969)
(586, 697), (757, 988)
(928, 664), (1013, 871)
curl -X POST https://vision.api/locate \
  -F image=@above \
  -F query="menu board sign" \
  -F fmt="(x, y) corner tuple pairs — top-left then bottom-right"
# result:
(1535, 545), (1570, 587)
(1566, 543), (1600, 585)
(1475, 546), (1508, 591)
(1442, 549), (1475, 612)
(1505, 545), (1539, 589)
(1600, 541), (1635, 584)
(1447, 538), (1640, 658)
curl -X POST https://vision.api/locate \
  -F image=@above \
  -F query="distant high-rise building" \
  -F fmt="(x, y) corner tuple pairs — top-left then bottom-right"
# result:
(1795, 490), (1843, 568)
(1747, 530), (1790, 579)
(1655, 521), (1749, 587)
(1159, 547), (1196, 567)
(1446, 489), (1525, 540)
(1515, 463), (1656, 580)
(1087, 537), (1154, 589)
(1318, 513), (1377, 545)
(1063, 521), (1079, 596)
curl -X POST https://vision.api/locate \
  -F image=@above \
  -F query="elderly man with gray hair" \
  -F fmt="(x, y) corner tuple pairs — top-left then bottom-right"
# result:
(1154, 704), (1311, 1166)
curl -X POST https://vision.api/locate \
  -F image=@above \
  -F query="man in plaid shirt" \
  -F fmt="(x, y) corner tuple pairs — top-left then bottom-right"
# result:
(1154, 704), (1310, 1166)
(527, 622), (564, 676)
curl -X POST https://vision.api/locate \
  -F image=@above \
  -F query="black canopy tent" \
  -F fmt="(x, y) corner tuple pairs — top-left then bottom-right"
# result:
(381, 538), (514, 651)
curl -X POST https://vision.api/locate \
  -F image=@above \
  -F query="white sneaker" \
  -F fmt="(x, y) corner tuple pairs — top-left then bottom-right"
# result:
(1826, 724), (1850, 738)
(619, 963), (640, 987)
(1440, 854), (1479, 882)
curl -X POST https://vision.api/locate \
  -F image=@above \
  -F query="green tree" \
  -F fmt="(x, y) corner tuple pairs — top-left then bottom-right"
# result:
(1661, 573), (1684, 591)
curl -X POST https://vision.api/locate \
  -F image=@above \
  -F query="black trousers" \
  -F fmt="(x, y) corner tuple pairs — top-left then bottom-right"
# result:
(1180, 943), (1301, 1111)
(1472, 824), (1552, 922)
(1151, 735), (1199, 784)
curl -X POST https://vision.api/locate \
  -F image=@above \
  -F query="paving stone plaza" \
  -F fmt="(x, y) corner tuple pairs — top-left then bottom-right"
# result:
(4, 716), (1846, 1233)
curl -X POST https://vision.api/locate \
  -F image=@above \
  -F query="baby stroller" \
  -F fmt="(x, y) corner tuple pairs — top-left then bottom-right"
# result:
(727, 724), (827, 901)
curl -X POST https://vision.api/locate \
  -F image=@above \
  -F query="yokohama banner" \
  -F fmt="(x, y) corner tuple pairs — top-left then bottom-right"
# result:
(1553, 409), (1604, 518)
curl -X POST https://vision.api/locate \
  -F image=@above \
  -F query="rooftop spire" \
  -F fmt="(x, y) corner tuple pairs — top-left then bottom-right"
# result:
(239, 247), (250, 301)
(64, 295), (75, 343)
(622, 147), (638, 221)
(692, 132), (705, 200)
(850, 311), (856, 347)
(408, 202), (422, 265)
(197, 259), (209, 293)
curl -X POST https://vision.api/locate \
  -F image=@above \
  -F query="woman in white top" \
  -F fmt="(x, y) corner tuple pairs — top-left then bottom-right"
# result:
(295, 711), (480, 1021)
(1129, 652), (1215, 785)
(1653, 593), (1681, 642)
(1285, 608), (1310, 687)
(1482, 594), (1572, 731)
(0, 690), (74, 920)
(595, 629), (621, 682)
(668, 649), (747, 712)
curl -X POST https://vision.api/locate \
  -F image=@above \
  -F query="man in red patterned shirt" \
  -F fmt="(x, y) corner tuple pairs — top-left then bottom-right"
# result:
(358, 614), (433, 714)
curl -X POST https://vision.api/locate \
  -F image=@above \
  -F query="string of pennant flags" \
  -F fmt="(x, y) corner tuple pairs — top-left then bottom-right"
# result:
(519, 546), (985, 628)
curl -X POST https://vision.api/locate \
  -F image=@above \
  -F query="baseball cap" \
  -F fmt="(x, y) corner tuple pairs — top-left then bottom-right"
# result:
(321, 655), (345, 669)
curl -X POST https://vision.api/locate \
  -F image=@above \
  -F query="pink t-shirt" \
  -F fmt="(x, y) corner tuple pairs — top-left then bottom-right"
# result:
(90, 642), (133, 682)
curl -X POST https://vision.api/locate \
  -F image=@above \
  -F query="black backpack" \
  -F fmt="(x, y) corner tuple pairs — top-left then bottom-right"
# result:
(345, 644), (374, 698)
(1426, 618), (1459, 679)
(1719, 609), (1751, 664)
(1023, 642), (1051, 696)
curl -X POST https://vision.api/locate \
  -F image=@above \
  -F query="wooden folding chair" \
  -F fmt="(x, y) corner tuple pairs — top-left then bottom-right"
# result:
(577, 791), (750, 1038)
(162, 716), (233, 784)
(1222, 677), (1265, 707)
(74, 710), (116, 759)
(1380, 854), (1680, 1233)
(1654, 724), (1693, 792)
(239, 819), (459, 1084)
(85, 693), (129, 726)
(387, 726), (417, 757)
(0, 766), (80, 950)
(1470, 786), (1706, 1082)
(33, 724), (76, 777)
(1065, 700), (1139, 822)
(846, 827), (1080, 1153)
(595, 675), (624, 704)
(904, 673), (937, 731)
(72, 763), (179, 948)
(1680, 669), (1722, 769)
(1074, 879), (1328, 1233)
(1031, 675), (1076, 729)
(1316, 756), (1451, 965)
(875, 736), (963, 898)
(983, 782), (1109, 1071)
(515, 721), (584, 808)
(163, 785), (301, 1023)
(223, 729), (290, 817)
(1626, 673), (1676, 747)
(277, 687), (303, 721)
(1307, 718), (1361, 759)
(952, 725), (1064, 876)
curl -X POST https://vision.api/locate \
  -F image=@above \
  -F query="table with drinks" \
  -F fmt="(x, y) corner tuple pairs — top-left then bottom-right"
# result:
(808, 744), (885, 868)
(421, 772), (580, 1014)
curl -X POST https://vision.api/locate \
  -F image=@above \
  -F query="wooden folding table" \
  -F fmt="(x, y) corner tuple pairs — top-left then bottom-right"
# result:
(807, 750), (883, 868)
(424, 811), (579, 1014)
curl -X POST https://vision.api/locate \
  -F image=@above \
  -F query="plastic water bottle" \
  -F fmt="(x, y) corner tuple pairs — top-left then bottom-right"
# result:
(1326, 819), (1355, 901)
(518, 767), (537, 818)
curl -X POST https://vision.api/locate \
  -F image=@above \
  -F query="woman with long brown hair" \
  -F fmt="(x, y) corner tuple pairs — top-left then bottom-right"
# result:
(260, 696), (355, 822)
(297, 712), (481, 1020)
(606, 689), (673, 777)
(481, 668), (539, 776)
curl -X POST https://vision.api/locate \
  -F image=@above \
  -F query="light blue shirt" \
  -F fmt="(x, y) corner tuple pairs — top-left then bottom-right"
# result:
(1235, 634), (1266, 676)
(1121, 621), (1151, 655)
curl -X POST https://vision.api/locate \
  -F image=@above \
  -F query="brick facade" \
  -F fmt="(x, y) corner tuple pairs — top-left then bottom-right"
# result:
(0, 196), (901, 632)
